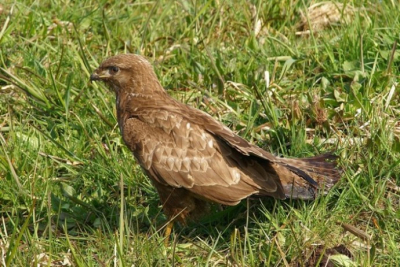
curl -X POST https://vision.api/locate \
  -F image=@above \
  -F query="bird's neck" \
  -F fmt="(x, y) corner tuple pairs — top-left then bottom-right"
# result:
(115, 87), (172, 130)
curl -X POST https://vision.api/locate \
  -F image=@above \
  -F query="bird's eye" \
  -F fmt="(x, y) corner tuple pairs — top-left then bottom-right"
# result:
(109, 66), (120, 75)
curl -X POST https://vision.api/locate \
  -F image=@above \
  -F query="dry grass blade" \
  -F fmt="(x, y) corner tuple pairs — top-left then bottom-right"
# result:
(338, 222), (371, 242)
(297, 1), (356, 34)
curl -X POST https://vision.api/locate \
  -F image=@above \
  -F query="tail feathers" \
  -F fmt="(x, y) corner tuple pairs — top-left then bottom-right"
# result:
(277, 153), (341, 200)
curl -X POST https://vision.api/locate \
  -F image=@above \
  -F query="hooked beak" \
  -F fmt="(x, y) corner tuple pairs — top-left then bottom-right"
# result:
(90, 70), (110, 82)
(90, 73), (100, 82)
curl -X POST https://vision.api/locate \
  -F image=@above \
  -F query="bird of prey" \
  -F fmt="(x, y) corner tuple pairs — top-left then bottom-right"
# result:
(90, 54), (341, 240)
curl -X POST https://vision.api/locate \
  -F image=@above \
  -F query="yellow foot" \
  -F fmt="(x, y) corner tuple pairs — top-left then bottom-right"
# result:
(164, 221), (174, 247)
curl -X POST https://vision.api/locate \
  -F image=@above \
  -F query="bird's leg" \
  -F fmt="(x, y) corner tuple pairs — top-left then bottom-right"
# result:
(164, 221), (174, 247)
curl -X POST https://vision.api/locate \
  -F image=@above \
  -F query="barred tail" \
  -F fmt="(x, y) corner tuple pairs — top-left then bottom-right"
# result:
(277, 154), (341, 199)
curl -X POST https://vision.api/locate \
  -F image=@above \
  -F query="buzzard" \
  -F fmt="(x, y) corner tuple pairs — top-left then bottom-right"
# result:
(90, 54), (341, 239)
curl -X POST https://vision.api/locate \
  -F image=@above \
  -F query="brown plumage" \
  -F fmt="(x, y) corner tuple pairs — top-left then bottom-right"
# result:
(90, 54), (341, 224)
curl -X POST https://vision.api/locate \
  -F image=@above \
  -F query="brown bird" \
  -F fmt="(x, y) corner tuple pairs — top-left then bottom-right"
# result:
(90, 54), (341, 242)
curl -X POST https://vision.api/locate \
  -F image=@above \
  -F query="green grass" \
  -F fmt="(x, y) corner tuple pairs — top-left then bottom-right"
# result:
(1, 0), (399, 265)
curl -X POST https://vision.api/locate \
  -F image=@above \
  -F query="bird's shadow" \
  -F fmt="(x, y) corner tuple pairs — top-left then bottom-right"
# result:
(160, 197), (301, 245)
(45, 183), (340, 249)
(165, 190), (341, 247)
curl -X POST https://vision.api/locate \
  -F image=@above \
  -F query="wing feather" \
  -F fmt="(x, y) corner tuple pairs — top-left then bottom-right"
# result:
(122, 109), (286, 203)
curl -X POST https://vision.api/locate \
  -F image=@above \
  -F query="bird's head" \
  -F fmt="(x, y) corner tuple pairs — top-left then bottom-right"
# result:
(90, 54), (161, 95)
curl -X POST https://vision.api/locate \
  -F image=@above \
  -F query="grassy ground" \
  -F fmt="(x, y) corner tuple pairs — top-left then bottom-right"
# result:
(1, 0), (399, 266)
